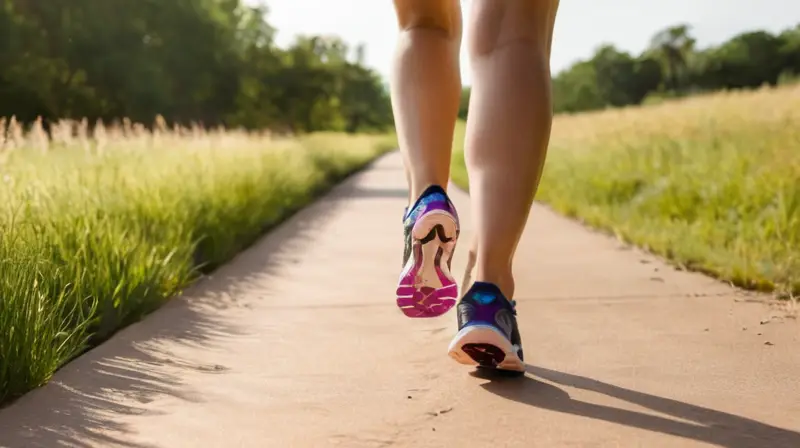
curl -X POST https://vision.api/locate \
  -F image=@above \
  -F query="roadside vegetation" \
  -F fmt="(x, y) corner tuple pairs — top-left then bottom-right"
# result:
(0, 119), (395, 403)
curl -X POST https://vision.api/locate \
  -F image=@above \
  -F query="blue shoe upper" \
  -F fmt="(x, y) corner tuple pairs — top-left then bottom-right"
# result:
(457, 282), (523, 360)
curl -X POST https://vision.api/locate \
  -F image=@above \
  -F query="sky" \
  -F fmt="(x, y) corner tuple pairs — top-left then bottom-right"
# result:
(261, 0), (800, 85)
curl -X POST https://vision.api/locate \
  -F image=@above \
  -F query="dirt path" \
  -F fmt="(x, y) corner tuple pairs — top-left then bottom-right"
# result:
(1, 152), (799, 448)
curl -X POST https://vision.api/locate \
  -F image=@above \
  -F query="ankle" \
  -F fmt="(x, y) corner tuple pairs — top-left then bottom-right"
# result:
(411, 182), (447, 203)
(474, 266), (515, 299)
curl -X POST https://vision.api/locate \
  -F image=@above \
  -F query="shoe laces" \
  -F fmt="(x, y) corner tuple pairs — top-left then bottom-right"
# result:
(509, 299), (517, 315)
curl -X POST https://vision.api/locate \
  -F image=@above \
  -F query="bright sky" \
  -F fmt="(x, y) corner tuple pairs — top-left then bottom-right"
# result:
(262, 0), (800, 85)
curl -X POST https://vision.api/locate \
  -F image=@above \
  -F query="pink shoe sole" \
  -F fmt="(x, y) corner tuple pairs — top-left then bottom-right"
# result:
(396, 211), (458, 318)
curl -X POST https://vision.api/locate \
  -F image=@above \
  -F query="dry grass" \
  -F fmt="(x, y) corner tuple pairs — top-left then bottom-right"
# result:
(452, 84), (800, 298)
(0, 116), (396, 403)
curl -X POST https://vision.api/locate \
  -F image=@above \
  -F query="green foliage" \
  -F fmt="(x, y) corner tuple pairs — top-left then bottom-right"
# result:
(458, 87), (471, 120)
(0, 0), (393, 133)
(549, 22), (800, 114)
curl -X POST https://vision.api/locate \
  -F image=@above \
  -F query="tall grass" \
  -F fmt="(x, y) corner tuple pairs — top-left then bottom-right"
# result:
(451, 84), (800, 298)
(0, 117), (396, 403)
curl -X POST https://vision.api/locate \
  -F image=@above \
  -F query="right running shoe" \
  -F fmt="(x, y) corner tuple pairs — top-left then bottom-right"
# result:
(396, 185), (460, 318)
(447, 282), (525, 373)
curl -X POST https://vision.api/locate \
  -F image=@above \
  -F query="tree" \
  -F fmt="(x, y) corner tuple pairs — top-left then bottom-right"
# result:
(551, 44), (660, 112)
(648, 24), (696, 92)
(543, 22), (800, 116)
(591, 45), (637, 107)
(0, 0), (394, 133)
(552, 60), (604, 113)
(778, 25), (800, 78)
(700, 31), (785, 89)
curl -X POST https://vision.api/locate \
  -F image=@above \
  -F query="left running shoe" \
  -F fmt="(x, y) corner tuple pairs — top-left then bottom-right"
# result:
(396, 185), (459, 318)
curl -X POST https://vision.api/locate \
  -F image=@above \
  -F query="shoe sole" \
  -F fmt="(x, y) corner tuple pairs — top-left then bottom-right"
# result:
(447, 324), (525, 373)
(396, 210), (458, 318)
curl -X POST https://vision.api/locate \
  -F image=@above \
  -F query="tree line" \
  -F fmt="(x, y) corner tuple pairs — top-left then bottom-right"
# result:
(459, 22), (800, 117)
(0, 0), (393, 133)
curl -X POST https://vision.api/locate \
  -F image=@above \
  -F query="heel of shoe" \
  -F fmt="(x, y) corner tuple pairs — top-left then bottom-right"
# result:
(448, 325), (525, 372)
(413, 211), (458, 280)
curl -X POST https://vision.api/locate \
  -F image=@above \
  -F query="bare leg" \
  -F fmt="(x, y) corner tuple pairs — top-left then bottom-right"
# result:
(391, 0), (462, 203)
(464, 0), (560, 298)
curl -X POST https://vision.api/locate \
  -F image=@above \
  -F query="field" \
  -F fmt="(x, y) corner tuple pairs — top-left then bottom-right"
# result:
(452, 84), (800, 299)
(0, 118), (395, 403)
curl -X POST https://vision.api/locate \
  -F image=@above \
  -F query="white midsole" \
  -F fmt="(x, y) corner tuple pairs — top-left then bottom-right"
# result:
(447, 324), (525, 372)
(398, 211), (458, 288)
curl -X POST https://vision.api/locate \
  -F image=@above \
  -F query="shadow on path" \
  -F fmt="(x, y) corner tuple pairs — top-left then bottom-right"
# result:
(474, 365), (800, 448)
(0, 175), (360, 448)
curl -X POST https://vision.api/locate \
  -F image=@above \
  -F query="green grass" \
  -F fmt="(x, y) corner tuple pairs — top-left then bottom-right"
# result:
(0, 127), (396, 404)
(451, 84), (800, 298)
